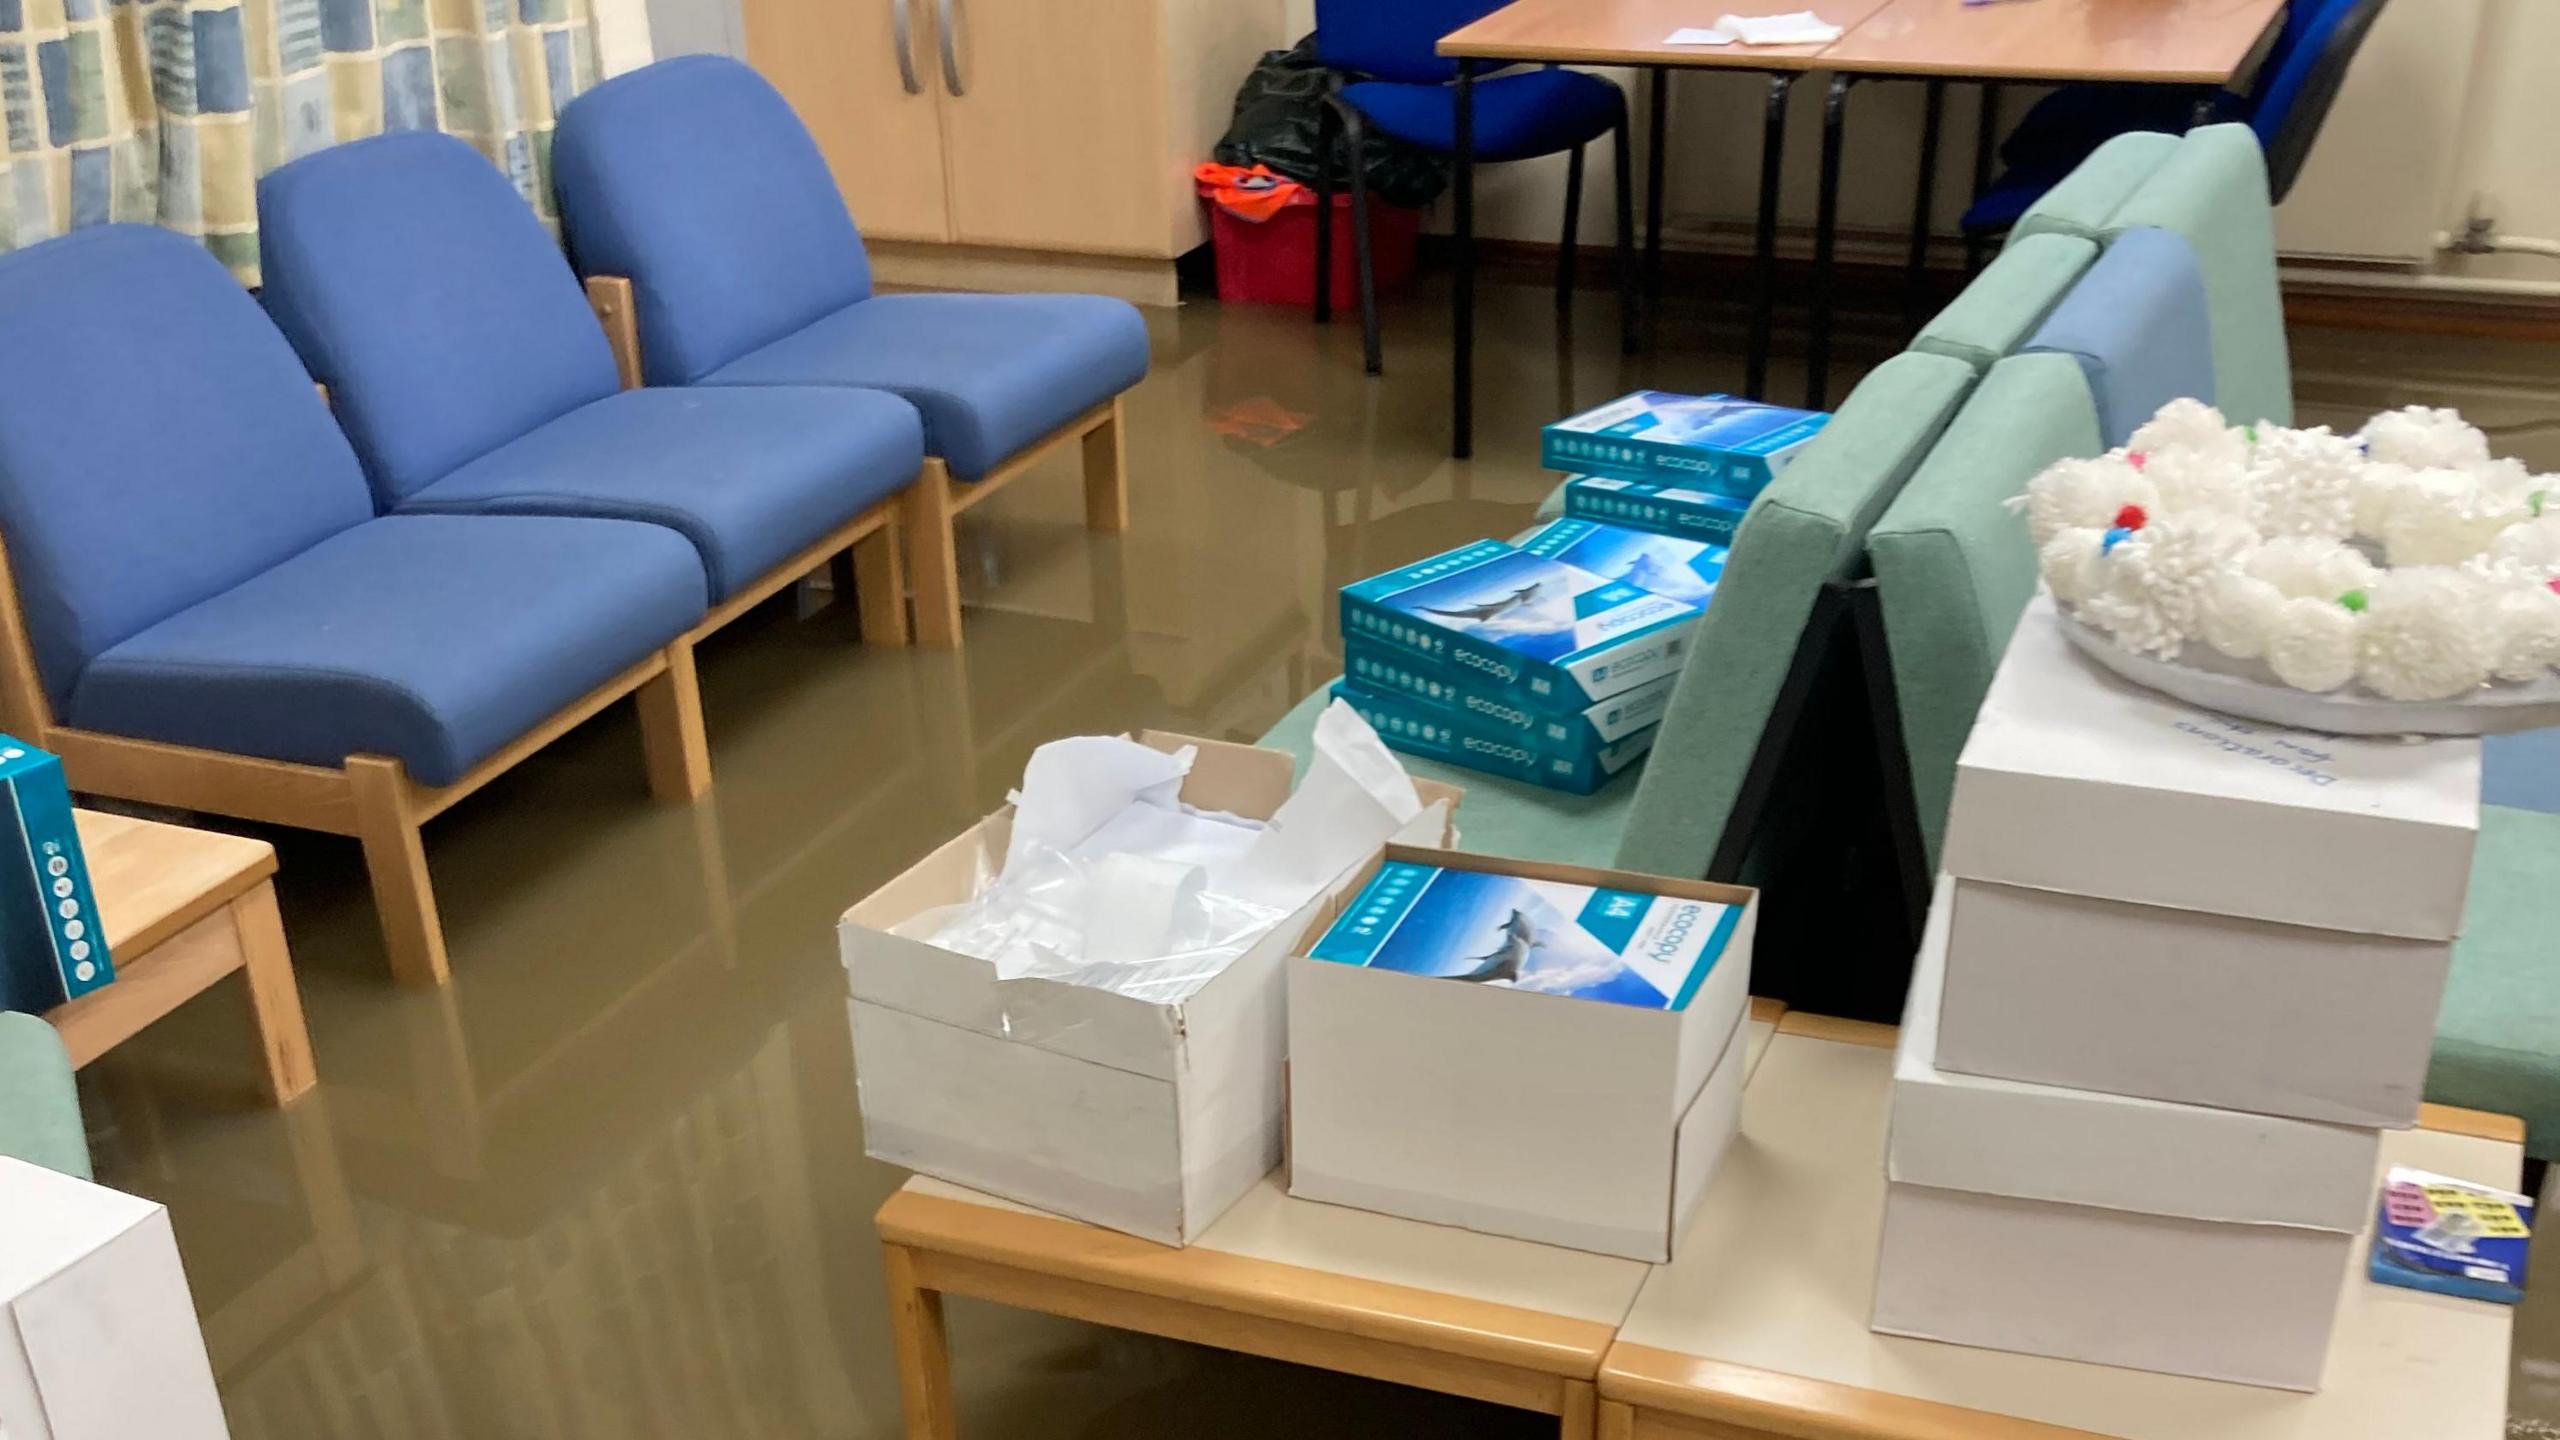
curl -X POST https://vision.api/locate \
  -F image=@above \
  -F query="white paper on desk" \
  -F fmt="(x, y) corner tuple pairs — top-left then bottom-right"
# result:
(1714, 10), (1843, 44)
(1665, 26), (1735, 44)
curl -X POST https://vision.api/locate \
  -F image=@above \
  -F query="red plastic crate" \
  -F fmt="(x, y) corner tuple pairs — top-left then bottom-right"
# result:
(1208, 189), (1420, 310)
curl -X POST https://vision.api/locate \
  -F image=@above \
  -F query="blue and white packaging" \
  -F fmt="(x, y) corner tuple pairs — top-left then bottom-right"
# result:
(1341, 643), (1675, 746)
(1340, 540), (1700, 717)
(1327, 678), (1658, 795)
(1559, 476), (1753, 548)
(1288, 848), (1758, 1259)
(1542, 391), (1829, 497)
(0, 737), (110, 1013)
(1518, 516), (1731, 608)
(2371, 1168), (2532, 1305)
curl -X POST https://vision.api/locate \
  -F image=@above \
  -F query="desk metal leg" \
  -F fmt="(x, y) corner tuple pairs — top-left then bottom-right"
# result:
(1453, 63), (1475, 459)
(1967, 81), (2003, 272)
(1644, 66), (1668, 325)
(1746, 72), (1794, 403)
(1559, 142), (1585, 309)
(1807, 74), (1854, 411)
(1906, 77), (1947, 335)
(1612, 97), (1638, 356)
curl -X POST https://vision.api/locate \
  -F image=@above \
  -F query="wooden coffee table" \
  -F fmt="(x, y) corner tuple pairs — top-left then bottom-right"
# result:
(44, 810), (316, 1103)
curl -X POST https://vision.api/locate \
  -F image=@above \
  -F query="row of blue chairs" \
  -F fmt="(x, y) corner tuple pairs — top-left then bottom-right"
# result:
(0, 56), (1148, 985)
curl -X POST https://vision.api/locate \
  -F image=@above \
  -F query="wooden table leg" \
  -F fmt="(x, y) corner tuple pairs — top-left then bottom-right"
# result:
(232, 881), (317, 1105)
(1596, 1399), (1636, 1440)
(1560, 1379), (1599, 1440)
(883, 1242), (958, 1440)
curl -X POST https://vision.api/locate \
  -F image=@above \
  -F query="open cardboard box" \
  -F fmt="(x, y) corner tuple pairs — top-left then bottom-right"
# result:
(843, 732), (1459, 1245)
(1285, 845), (1757, 1261)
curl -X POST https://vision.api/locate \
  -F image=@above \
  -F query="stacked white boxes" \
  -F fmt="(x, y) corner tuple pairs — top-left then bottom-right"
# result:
(1871, 597), (2480, 1391)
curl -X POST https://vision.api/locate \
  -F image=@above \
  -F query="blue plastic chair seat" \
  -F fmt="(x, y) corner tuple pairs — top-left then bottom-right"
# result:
(1998, 84), (2223, 176)
(1342, 69), (1621, 162)
(1961, 167), (2073, 233)
(68, 516), (709, 788)
(403, 387), (924, 600)
(703, 293), (1148, 483)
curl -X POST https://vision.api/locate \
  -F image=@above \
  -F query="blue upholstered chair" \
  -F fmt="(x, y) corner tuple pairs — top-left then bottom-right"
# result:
(0, 1012), (87, 1179)
(0, 224), (715, 985)
(550, 55), (1151, 649)
(1311, 0), (1636, 374)
(2019, 227), (2216, 447)
(257, 131), (925, 654)
(1964, 0), (2386, 237)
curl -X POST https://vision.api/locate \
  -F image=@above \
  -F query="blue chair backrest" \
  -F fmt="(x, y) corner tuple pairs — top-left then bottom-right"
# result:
(0, 226), (373, 716)
(2244, 0), (2387, 200)
(1314, 0), (1509, 84)
(257, 131), (622, 507)
(554, 56), (874, 386)
(2021, 226), (2216, 448)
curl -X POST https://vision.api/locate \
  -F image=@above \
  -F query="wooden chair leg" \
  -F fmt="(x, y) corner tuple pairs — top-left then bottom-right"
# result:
(908, 464), (965, 651)
(346, 756), (449, 987)
(883, 1244), (958, 1440)
(1082, 398), (1130, 534)
(232, 881), (317, 1104)
(636, 643), (713, 802)
(852, 514), (911, 647)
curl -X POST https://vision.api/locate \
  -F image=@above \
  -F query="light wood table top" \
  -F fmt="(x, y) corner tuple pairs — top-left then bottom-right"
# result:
(1438, 0), (1898, 69)
(76, 809), (275, 958)
(1819, 0), (2288, 83)
(1601, 1023), (2518, 1440)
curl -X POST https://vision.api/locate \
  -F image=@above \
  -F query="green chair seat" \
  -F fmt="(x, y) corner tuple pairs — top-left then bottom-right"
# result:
(0, 1011), (89, 1180)
(1911, 233), (2099, 375)
(2009, 131), (2180, 248)
(2428, 803), (2560, 1162)
(2103, 123), (2293, 429)
(1869, 353), (2104, 864)
(1256, 684), (1641, 870)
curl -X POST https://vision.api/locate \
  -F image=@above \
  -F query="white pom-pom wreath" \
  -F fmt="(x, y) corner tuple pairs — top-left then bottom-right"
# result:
(2129, 399), (2247, 470)
(2265, 597), (2361, 693)
(2244, 426), (2363, 539)
(2377, 468), (2530, 567)
(2078, 513), (2256, 658)
(2360, 406), (2492, 471)
(2038, 527), (2108, 606)
(2022, 456), (2154, 548)
(2199, 572), (2287, 659)
(2141, 445), (2255, 522)
(2488, 582), (2560, 683)
(2243, 536), (2377, 602)
(2356, 569), (2495, 702)
(2491, 514), (2560, 576)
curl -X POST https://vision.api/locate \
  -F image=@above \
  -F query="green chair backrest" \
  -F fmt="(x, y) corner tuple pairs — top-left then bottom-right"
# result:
(1868, 353), (2105, 864)
(2103, 122), (2294, 429)
(0, 1010), (89, 1180)
(2009, 131), (2181, 247)
(1911, 232), (2100, 375)
(1616, 351), (1979, 883)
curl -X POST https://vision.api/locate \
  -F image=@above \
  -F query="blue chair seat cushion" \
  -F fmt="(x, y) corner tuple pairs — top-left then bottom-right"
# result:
(399, 387), (924, 601)
(1999, 84), (2223, 174)
(1342, 69), (1622, 164)
(1962, 166), (2071, 232)
(701, 293), (1147, 483)
(67, 515), (709, 788)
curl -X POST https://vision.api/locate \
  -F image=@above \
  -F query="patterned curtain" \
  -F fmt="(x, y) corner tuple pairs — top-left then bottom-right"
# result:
(0, 0), (599, 284)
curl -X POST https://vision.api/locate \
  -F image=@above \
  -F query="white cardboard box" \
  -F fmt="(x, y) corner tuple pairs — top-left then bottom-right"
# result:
(1939, 875), (2451, 1127)
(843, 733), (1457, 1246)
(0, 1157), (229, 1440)
(1874, 899), (2371, 1390)
(1942, 596), (2480, 941)
(1286, 847), (1756, 1261)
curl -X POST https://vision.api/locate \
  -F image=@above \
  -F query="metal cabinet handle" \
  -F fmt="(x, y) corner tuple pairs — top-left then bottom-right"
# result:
(892, 0), (921, 93)
(936, 0), (964, 96)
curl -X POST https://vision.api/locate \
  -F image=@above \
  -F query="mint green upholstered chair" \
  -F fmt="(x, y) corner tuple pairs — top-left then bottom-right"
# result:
(1910, 234), (2099, 376)
(2007, 131), (2180, 248)
(0, 1011), (90, 1180)
(1868, 354), (2105, 867)
(2101, 123), (2294, 429)
(1263, 351), (1982, 879)
(2431, 805), (2560, 1162)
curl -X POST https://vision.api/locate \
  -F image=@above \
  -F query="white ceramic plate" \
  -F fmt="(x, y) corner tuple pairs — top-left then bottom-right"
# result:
(2056, 611), (2560, 736)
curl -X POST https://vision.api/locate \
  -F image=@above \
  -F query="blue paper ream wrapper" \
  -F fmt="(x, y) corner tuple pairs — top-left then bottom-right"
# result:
(1542, 391), (1829, 496)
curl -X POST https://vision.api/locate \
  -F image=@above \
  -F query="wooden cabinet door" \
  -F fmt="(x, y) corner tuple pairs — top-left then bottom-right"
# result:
(742, 0), (953, 242)
(927, 0), (1171, 255)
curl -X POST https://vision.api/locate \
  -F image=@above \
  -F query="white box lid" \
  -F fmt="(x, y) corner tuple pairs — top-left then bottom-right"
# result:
(1891, 879), (2379, 1234)
(1943, 596), (2480, 940)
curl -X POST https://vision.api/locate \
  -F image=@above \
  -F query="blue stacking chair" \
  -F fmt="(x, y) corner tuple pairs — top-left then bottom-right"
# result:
(1311, 0), (1637, 376)
(1964, 0), (2387, 239)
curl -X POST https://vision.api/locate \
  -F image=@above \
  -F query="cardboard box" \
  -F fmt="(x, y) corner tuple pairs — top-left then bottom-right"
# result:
(1340, 540), (1700, 717)
(0, 739), (110, 1013)
(1874, 902), (2369, 1390)
(1287, 847), (1756, 1260)
(843, 733), (1458, 1245)
(1556, 478), (1753, 549)
(0, 1158), (228, 1440)
(1943, 595), (2481, 940)
(1939, 875), (2450, 1127)
(1328, 678), (1658, 796)
(1541, 391), (1829, 495)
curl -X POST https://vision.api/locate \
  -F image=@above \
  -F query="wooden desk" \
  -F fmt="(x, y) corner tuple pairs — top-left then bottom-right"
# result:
(1597, 1019), (2517, 1440)
(46, 811), (316, 1104)
(1439, 0), (1895, 71)
(874, 1005), (1785, 1440)
(1824, 0), (2291, 83)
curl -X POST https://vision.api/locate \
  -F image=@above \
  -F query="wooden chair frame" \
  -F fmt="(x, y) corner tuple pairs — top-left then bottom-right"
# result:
(585, 275), (1132, 651)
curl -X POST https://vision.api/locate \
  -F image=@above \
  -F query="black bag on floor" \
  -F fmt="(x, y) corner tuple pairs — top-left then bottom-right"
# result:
(1213, 35), (1450, 210)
